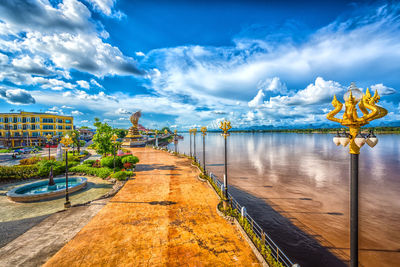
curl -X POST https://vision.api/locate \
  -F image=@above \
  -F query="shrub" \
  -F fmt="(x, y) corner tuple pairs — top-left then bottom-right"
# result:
(101, 155), (123, 169)
(0, 165), (39, 179)
(92, 160), (101, 168)
(69, 165), (112, 179)
(20, 156), (55, 165)
(111, 170), (133, 181)
(0, 149), (11, 153)
(123, 162), (133, 169)
(83, 159), (96, 166)
(121, 155), (139, 164)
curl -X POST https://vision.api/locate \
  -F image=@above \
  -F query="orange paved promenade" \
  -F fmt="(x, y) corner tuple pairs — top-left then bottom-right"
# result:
(44, 147), (260, 266)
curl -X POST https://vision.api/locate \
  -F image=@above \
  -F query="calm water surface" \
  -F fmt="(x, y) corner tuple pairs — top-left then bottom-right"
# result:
(169, 132), (400, 267)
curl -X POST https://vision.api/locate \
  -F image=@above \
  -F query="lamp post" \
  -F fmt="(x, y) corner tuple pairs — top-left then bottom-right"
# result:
(326, 82), (387, 267)
(110, 133), (118, 173)
(60, 134), (73, 208)
(192, 128), (197, 162)
(174, 130), (178, 153)
(164, 129), (168, 135)
(219, 120), (232, 209)
(189, 129), (192, 157)
(46, 134), (56, 187)
(201, 127), (207, 172)
(71, 132), (76, 155)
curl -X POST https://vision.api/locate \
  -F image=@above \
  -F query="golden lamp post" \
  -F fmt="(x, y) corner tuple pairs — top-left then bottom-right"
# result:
(110, 133), (118, 173)
(192, 128), (197, 161)
(173, 129), (178, 153)
(45, 134), (55, 187)
(326, 82), (387, 267)
(201, 127), (207, 172)
(60, 134), (73, 208)
(189, 129), (193, 157)
(164, 129), (168, 135)
(219, 120), (232, 206)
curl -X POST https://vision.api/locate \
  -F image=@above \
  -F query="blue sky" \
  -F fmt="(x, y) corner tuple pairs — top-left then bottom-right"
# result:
(0, 0), (399, 129)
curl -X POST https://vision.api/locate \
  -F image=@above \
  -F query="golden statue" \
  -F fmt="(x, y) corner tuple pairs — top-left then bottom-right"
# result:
(122, 110), (145, 147)
(130, 110), (141, 127)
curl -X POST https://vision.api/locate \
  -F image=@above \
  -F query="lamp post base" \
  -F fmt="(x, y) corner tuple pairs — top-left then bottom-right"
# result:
(222, 198), (229, 210)
(64, 201), (71, 209)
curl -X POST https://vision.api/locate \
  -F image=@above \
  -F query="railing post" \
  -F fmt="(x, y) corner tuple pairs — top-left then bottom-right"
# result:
(262, 231), (266, 246)
(241, 206), (246, 218)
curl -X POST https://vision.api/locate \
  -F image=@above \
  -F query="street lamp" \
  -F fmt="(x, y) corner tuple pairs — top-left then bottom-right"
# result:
(189, 129), (193, 157)
(219, 120), (232, 209)
(71, 132), (76, 155)
(192, 128), (197, 162)
(110, 133), (118, 173)
(326, 82), (387, 267)
(164, 129), (168, 135)
(201, 126), (207, 172)
(60, 134), (73, 208)
(174, 130), (178, 153)
(46, 134), (55, 187)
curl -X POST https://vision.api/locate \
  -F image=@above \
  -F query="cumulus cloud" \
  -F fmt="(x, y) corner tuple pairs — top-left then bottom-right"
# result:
(135, 51), (145, 57)
(71, 110), (83, 115)
(77, 80), (90, 89)
(116, 108), (130, 115)
(90, 78), (103, 88)
(86, 0), (125, 19)
(248, 89), (265, 108)
(0, 0), (143, 90)
(0, 87), (36, 105)
(370, 83), (396, 95)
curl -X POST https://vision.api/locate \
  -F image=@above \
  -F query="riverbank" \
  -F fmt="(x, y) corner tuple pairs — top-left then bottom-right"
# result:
(44, 147), (261, 266)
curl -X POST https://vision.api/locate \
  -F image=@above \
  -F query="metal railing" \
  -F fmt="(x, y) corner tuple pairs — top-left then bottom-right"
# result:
(206, 170), (296, 267)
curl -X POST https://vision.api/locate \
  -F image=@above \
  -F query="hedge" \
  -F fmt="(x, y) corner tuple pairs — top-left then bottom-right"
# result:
(69, 165), (112, 179)
(0, 165), (39, 179)
(111, 170), (133, 181)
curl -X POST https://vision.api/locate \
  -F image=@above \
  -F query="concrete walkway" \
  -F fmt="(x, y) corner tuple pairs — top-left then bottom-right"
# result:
(45, 147), (260, 266)
(0, 199), (108, 267)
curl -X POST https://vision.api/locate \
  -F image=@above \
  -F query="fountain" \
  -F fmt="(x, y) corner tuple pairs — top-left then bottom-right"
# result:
(7, 177), (87, 202)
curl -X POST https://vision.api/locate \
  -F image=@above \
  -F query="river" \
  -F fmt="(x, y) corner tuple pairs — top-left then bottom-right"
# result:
(168, 132), (400, 267)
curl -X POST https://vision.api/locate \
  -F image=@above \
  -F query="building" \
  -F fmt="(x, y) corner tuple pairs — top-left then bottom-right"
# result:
(0, 112), (74, 147)
(78, 128), (95, 141)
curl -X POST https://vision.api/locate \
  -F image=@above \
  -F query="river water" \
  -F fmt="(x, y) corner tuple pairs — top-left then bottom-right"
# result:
(169, 132), (400, 267)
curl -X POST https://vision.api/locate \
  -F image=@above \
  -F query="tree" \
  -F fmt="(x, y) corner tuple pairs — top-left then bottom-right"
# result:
(66, 130), (81, 155)
(92, 118), (114, 156)
(114, 128), (127, 138)
(161, 126), (171, 133)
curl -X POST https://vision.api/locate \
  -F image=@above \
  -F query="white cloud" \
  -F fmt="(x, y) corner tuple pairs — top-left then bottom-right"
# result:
(135, 51), (145, 57)
(370, 83), (396, 95)
(77, 80), (90, 89)
(116, 108), (130, 115)
(80, 120), (89, 123)
(90, 78), (103, 88)
(86, 0), (125, 19)
(0, 87), (36, 105)
(248, 89), (265, 108)
(71, 110), (83, 115)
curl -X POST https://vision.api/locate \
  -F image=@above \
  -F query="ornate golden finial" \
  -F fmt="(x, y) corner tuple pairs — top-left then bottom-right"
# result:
(192, 128), (197, 136)
(110, 133), (118, 143)
(219, 120), (232, 139)
(201, 126), (207, 136)
(326, 83), (387, 154)
(174, 129), (177, 135)
(60, 134), (73, 150)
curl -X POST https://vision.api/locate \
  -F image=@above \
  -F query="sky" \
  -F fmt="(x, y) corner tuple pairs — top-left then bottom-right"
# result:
(0, 0), (399, 130)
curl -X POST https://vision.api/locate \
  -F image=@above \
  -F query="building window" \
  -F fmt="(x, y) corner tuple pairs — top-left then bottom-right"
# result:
(0, 117), (3, 123)
(36, 124), (40, 130)
(23, 124), (27, 130)
(0, 125), (3, 129)
(4, 117), (8, 123)
(43, 125), (54, 130)
(65, 119), (71, 124)
(66, 125), (72, 130)
(42, 118), (54, 123)
(36, 117), (40, 122)
(13, 117), (17, 123)
(26, 117), (30, 122)
(57, 132), (63, 136)
(18, 125), (22, 129)
(32, 132), (39, 137)
(23, 132), (29, 137)
(14, 132), (20, 137)
(58, 125), (63, 130)
(22, 117), (26, 123)
(14, 125), (17, 130)
(57, 119), (63, 123)
(31, 125), (36, 130)
(17, 117), (22, 122)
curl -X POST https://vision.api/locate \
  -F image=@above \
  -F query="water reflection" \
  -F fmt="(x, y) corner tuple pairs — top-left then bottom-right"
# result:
(169, 132), (400, 266)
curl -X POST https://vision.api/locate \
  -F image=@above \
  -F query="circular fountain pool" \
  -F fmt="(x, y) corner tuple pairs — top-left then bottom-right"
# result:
(7, 177), (87, 202)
